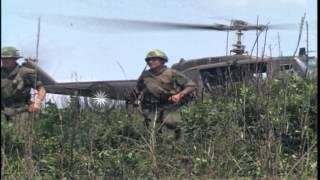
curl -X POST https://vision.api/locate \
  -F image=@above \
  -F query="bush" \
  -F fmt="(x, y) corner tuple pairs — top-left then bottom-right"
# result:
(1, 74), (317, 179)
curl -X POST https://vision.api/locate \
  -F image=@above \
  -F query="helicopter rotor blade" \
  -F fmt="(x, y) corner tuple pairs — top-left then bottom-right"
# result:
(71, 16), (299, 31)
(95, 18), (228, 31)
(268, 23), (300, 30)
(38, 15), (228, 32)
(207, 17), (299, 30)
(25, 14), (299, 33)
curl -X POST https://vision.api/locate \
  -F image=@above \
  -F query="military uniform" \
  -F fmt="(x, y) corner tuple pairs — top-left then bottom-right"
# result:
(1, 47), (43, 160)
(2, 63), (43, 114)
(135, 49), (195, 140)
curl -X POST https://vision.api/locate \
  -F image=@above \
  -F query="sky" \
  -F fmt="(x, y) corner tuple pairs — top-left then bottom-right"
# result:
(1, 0), (318, 82)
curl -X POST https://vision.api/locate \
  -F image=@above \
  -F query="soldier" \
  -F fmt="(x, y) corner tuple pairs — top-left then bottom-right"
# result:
(1, 47), (46, 161)
(134, 49), (195, 141)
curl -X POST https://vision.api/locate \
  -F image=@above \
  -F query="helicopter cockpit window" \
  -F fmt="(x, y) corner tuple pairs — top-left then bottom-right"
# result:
(200, 62), (267, 92)
(280, 64), (293, 71)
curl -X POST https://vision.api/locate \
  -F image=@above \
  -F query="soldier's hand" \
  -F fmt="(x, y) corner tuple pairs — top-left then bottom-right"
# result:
(28, 99), (42, 112)
(28, 103), (40, 112)
(169, 92), (184, 103)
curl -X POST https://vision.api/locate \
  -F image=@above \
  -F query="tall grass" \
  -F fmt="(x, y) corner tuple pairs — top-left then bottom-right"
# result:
(1, 73), (317, 179)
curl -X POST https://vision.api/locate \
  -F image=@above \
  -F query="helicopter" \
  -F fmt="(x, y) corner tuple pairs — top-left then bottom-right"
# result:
(24, 17), (317, 110)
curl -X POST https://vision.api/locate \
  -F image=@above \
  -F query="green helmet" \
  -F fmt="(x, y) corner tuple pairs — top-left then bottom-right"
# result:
(145, 49), (168, 63)
(1, 46), (22, 59)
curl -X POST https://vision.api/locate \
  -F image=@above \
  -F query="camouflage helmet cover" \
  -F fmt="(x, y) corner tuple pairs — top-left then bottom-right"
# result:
(1, 46), (22, 59)
(145, 49), (168, 62)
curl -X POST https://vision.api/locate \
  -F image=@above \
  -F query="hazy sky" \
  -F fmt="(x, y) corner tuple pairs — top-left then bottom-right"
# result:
(2, 0), (317, 82)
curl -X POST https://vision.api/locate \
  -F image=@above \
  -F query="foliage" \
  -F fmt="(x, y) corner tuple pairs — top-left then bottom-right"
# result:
(1, 74), (317, 179)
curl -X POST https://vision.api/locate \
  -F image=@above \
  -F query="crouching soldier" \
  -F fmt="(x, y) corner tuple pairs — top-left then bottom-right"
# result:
(133, 49), (195, 141)
(1, 46), (46, 162)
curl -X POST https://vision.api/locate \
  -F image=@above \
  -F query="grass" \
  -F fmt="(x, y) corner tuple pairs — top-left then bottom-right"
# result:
(1, 73), (317, 179)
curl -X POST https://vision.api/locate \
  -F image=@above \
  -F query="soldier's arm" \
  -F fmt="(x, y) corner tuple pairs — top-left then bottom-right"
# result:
(21, 67), (46, 112)
(27, 85), (46, 112)
(35, 86), (46, 103)
(169, 70), (196, 103)
(178, 86), (195, 97)
(174, 71), (195, 95)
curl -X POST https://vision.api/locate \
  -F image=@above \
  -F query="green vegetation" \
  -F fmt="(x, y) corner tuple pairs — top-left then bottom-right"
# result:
(1, 73), (317, 179)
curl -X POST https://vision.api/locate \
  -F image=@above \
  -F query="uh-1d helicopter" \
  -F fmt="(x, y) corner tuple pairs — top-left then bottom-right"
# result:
(26, 16), (317, 110)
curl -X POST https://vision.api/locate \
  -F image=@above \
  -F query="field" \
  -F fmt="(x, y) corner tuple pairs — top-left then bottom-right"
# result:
(1, 73), (317, 179)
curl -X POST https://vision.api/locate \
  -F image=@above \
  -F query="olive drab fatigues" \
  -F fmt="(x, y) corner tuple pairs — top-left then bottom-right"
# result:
(136, 66), (195, 140)
(1, 63), (42, 157)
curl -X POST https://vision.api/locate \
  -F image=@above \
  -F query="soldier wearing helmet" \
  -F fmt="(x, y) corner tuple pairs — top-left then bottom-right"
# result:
(1, 46), (46, 160)
(134, 49), (195, 141)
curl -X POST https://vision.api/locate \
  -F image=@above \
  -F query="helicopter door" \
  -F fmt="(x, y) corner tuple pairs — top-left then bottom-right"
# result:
(200, 62), (268, 94)
(200, 66), (226, 94)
